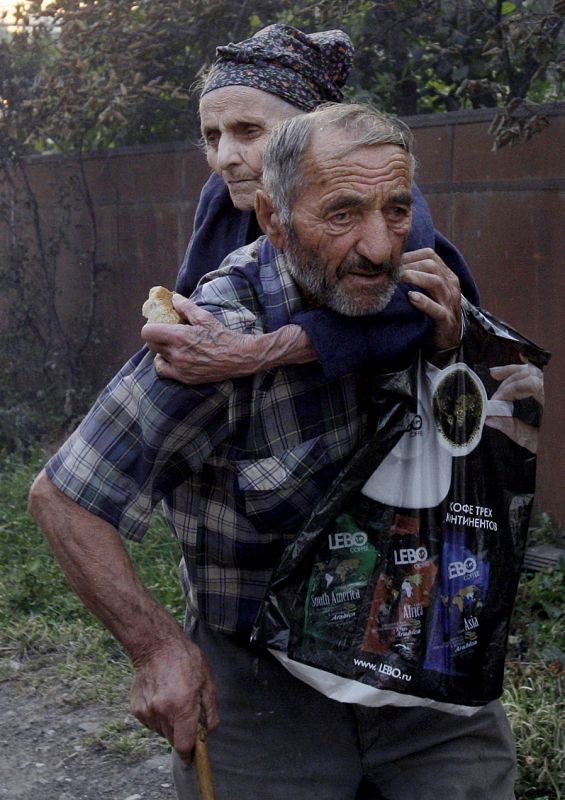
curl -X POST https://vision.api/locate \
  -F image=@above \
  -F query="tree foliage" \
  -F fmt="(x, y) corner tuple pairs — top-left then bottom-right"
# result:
(0, 1), (562, 442)
(1, 0), (563, 155)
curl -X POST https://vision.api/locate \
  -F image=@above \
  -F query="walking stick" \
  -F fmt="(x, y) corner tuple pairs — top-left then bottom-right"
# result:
(195, 721), (216, 800)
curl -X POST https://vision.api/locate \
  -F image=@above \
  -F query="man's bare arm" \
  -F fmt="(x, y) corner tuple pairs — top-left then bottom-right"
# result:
(142, 295), (317, 385)
(28, 470), (219, 760)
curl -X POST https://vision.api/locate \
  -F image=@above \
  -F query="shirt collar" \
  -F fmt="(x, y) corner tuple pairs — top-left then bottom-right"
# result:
(257, 237), (308, 332)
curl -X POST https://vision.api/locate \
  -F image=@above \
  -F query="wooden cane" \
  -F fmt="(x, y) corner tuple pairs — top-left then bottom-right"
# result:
(195, 721), (216, 800)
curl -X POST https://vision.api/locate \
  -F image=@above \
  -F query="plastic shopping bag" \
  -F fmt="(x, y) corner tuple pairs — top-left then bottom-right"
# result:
(252, 302), (550, 715)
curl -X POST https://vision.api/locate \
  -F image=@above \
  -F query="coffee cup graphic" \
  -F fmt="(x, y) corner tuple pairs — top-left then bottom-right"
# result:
(430, 363), (512, 456)
(361, 360), (514, 509)
(362, 360), (453, 509)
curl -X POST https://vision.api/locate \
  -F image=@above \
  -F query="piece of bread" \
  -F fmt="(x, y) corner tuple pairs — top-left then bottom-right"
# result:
(142, 286), (183, 324)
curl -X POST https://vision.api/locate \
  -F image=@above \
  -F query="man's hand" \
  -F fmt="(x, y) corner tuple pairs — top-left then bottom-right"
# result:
(131, 635), (219, 762)
(142, 294), (316, 384)
(400, 248), (462, 351)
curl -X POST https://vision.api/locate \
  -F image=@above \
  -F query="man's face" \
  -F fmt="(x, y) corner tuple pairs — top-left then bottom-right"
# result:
(283, 135), (413, 316)
(200, 86), (300, 210)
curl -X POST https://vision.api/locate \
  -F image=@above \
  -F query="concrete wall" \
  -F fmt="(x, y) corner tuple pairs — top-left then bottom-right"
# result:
(3, 106), (564, 524)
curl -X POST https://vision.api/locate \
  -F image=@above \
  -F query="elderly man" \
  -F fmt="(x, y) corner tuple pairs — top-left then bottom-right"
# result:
(29, 104), (516, 800)
(143, 23), (480, 386)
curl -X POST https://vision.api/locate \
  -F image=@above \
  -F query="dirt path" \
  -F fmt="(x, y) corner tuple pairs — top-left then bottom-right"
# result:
(0, 680), (177, 800)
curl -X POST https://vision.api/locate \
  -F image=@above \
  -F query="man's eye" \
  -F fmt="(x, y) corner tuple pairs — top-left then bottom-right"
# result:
(328, 210), (351, 225)
(244, 126), (261, 137)
(204, 132), (220, 148)
(387, 206), (410, 219)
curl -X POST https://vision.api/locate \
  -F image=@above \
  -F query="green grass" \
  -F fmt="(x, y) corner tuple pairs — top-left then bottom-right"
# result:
(86, 716), (167, 759)
(503, 539), (565, 800)
(0, 454), (563, 794)
(504, 662), (564, 800)
(0, 452), (184, 713)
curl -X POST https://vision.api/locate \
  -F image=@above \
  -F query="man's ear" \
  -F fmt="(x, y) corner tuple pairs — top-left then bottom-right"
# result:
(255, 190), (286, 249)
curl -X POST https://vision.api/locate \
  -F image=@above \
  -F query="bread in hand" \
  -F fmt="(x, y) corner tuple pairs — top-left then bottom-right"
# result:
(142, 286), (182, 324)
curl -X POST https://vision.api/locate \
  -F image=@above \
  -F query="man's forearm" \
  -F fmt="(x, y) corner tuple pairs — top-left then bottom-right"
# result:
(28, 470), (182, 663)
(28, 470), (219, 757)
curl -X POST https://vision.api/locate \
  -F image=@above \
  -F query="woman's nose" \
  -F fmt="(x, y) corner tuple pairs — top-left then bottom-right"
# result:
(216, 134), (242, 170)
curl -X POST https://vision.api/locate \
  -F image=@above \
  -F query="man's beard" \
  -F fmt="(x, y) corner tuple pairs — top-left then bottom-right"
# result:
(285, 227), (400, 316)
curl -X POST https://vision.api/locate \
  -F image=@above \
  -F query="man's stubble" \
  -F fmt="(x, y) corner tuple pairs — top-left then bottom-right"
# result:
(284, 226), (400, 317)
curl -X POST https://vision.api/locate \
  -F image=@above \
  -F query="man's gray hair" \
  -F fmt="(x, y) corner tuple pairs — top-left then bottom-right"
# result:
(262, 103), (416, 226)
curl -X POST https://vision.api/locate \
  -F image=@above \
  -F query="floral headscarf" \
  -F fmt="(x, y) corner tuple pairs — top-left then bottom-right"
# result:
(201, 23), (354, 111)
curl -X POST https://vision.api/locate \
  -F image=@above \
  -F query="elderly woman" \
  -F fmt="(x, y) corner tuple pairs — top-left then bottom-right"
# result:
(143, 24), (479, 384)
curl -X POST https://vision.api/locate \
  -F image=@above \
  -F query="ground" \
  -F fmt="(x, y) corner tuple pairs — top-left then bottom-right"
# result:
(0, 679), (177, 800)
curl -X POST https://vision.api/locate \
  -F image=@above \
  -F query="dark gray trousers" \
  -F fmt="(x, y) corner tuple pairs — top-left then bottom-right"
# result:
(173, 622), (517, 800)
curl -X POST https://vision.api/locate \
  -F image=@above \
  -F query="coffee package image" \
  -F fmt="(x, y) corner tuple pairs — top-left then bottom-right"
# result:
(303, 514), (379, 650)
(362, 541), (438, 661)
(424, 532), (490, 676)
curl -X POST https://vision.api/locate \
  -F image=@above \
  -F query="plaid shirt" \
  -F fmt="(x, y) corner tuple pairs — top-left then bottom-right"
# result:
(46, 237), (368, 633)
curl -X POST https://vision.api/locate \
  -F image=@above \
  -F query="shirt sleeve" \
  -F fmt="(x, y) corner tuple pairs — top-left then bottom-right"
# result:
(46, 267), (265, 541)
(190, 239), (267, 334)
(46, 348), (235, 541)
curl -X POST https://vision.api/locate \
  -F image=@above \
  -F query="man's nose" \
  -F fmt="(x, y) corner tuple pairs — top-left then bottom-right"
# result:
(216, 135), (242, 170)
(355, 213), (393, 264)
